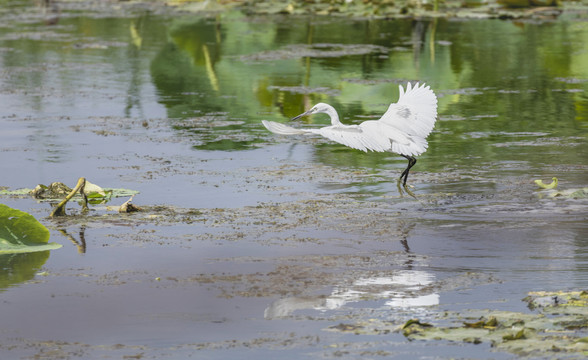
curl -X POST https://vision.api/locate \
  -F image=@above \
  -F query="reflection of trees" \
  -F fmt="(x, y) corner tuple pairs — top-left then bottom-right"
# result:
(150, 18), (224, 117)
(125, 19), (146, 118)
(428, 20), (585, 172)
(150, 17), (426, 123)
(149, 16), (442, 153)
(0, 13), (168, 163)
(150, 15), (587, 167)
(0, 252), (50, 292)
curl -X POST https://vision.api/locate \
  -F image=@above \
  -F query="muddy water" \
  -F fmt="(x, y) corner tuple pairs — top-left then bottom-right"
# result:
(1, 1), (588, 359)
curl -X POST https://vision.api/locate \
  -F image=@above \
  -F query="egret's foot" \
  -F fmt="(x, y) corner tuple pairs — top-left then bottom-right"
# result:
(397, 179), (417, 198)
(402, 184), (417, 198)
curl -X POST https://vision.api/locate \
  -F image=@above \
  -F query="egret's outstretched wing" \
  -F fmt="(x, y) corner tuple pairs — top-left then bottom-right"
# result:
(263, 120), (394, 153)
(261, 120), (308, 135)
(315, 123), (390, 152)
(380, 82), (438, 140)
(262, 82), (437, 157)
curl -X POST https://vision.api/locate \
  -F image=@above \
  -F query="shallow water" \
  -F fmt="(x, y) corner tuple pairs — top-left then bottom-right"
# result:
(1, 1), (588, 359)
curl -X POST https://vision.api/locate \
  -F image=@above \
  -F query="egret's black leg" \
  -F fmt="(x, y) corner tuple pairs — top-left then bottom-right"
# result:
(399, 155), (417, 186)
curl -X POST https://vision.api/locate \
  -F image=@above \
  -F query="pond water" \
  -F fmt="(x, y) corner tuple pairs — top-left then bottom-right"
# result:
(1, 1), (588, 359)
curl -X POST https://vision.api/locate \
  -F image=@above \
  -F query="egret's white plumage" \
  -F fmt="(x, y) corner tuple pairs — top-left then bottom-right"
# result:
(262, 82), (438, 187)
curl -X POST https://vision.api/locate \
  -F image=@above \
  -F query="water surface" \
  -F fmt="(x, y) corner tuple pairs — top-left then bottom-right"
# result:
(1, 2), (587, 359)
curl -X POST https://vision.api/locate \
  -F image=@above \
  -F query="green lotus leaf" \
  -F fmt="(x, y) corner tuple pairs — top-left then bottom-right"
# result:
(0, 204), (61, 254)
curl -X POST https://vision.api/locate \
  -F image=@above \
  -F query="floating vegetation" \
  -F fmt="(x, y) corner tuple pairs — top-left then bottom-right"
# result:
(0, 179), (141, 217)
(524, 290), (588, 311)
(118, 195), (142, 213)
(533, 178), (588, 199)
(1, 182), (138, 203)
(534, 177), (558, 189)
(236, 0), (569, 20)
(328, 291), (588, 358)
(548, 188), (588, 199)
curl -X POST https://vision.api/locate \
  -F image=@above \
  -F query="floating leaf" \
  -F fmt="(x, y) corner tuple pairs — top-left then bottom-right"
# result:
(524, 290), (588, 310)
(329, 323), (365, 332)
(549, 188), (588, 199)
(402, 318), (432, 329)
(1, 185), (138, 201)
(0, 188), (36, 196)
(402, 307), (588, 356)
(464, 316), (498, 328)
(534, 177), (558, 189)
(502, 328), (526, 341)
(402, 319), (433, 336)
(0, 204), (62, 254)
(104, 188), (140, 198)
(84, 180), (107, 198)
(464, 319), (486, 328)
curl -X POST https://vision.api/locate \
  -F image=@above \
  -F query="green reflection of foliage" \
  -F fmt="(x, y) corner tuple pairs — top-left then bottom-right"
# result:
(151, 14), (588, 172)
(0, 251), (50, 292)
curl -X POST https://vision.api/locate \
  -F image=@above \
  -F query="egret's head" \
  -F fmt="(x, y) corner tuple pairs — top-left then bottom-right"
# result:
(291, 103), (333, 121)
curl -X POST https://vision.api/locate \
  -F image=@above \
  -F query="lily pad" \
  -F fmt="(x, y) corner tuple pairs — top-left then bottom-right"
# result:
(0, 204), (62, 254)
(1, 188), (39, 196)
(104, 188), (140, 198)
(84, 180), (108, 199)
(0, 185), (138, 201)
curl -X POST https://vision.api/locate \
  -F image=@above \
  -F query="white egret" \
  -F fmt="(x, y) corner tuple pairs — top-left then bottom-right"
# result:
(262, 82), (437, 189)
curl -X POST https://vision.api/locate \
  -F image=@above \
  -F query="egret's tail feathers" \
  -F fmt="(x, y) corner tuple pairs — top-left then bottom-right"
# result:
(262, 120), (308, 135)
(391, 136), (428, 157)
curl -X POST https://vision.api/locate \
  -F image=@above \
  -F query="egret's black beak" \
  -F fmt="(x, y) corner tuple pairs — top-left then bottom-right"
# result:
(291, 109), (314, 121)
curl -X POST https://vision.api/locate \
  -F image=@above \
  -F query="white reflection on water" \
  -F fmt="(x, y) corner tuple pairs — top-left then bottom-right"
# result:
(265, 270), (438, 319)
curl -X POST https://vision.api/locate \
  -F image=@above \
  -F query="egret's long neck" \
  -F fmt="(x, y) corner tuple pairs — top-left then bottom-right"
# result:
(325, 105), (341, 126)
